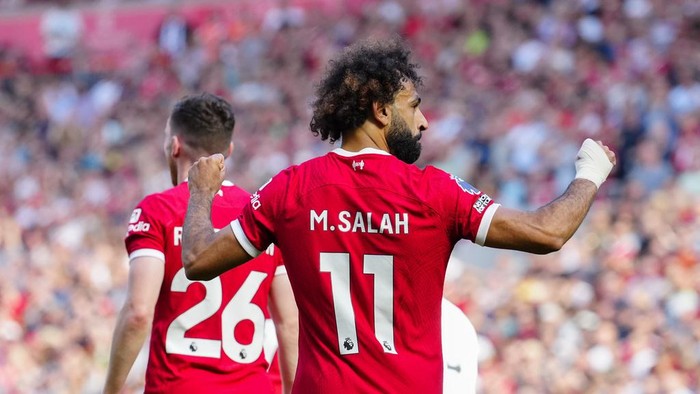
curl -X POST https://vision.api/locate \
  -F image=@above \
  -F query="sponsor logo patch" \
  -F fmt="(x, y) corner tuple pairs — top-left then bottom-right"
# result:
(128, 221), (151, 233)
(129, 208), (142, 224)
(251, 192), (261, 210)
(473, 194), (491, 214)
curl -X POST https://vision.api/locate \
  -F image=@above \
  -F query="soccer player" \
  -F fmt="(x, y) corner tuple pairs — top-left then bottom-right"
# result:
(181, 39), (615, 393)
(103, 93), (298, 394)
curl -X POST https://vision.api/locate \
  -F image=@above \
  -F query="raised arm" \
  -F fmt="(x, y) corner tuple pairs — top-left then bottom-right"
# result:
(484, 139), (616, 254)
(182, 154), (252, 280)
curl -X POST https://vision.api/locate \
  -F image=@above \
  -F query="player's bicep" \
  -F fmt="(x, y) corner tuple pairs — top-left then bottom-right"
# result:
(482, 206), (560, 254)
(125, 256), (165, 316)
(269, 273), (298, 326)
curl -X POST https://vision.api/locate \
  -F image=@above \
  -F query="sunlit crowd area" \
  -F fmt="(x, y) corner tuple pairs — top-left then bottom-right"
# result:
(0, 0), (699, 392)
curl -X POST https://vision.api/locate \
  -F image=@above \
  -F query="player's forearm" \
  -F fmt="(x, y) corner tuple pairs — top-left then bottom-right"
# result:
(182, 190), (218, 280)
(534, 179), (598, 245)
(269, 275), (298, 393)
(485, 179), (598, 254)
(104, 310), (151, 394)
(275, 326), (299, 394)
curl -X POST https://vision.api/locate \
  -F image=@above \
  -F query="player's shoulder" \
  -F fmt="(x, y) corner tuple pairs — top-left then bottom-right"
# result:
(421, 165), (484, 195)
(126, 184), (187, 234)
(134, 183), (188, 212)
(421, 165), (455, 182)
(219, 181), (250, 202)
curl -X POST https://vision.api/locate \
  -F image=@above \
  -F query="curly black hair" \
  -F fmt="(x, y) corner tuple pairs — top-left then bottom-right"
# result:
(310, 38), (422, 143)
(169, 92), (235, 154)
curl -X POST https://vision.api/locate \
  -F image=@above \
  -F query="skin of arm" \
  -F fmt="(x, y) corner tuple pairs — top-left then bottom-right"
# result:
(182, 154), (252, 280)
(268, 273), (299, 394)
(484, 179), (598, 254)
(103, 257), (164, 394)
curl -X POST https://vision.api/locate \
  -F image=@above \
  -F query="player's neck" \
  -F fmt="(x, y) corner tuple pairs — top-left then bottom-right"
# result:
(341, 124), (390, 154)
(177, 160), (194, 185)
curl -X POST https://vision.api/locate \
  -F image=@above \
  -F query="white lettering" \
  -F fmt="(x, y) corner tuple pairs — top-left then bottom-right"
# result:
(174, 226), (183, 246)
(127, 221), (151, 233)
(307, 210), (410, 234)
(395, 213), (409, 234)
(251, 192), (262, 210)
(338, 211), (351, 232)
(366, 212), (378, 233)
(352, 212), (366, 233)
(473, 194), (492, 214)
(379, 214), (393, 234)
(311, 210), (328, 231)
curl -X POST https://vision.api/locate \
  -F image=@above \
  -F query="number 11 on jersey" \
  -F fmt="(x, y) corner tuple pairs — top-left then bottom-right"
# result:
(320, 253), (397, 356)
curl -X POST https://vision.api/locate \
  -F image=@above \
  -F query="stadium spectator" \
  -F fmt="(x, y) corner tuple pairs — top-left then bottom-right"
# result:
(39, 0), (84, 73)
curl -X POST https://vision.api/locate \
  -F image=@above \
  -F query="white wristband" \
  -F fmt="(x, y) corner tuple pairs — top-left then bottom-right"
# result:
(574, 138), (613, 189)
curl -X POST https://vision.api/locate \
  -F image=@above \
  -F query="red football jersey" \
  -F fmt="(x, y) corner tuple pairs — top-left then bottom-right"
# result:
(125, 181), (283, 394)
(232, 148), (499, 393)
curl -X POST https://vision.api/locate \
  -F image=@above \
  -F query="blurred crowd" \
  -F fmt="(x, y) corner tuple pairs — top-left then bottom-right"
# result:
(0, 0), (699, 392)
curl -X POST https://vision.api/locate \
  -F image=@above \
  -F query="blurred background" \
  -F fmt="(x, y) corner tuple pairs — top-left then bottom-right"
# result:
(0, 0), (699, 392)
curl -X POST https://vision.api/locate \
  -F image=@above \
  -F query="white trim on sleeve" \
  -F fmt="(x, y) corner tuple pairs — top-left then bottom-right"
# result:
(275, 265), (287, 276)
(230, 219), (263, 258)
(129, 248), (165, 262)
(475, 203), (500, 246)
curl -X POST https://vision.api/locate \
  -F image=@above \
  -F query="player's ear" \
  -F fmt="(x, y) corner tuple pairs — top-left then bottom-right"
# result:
(170, 135), (182, 158)
(372, 101), (391, 127)
(226, 141), (234, 157)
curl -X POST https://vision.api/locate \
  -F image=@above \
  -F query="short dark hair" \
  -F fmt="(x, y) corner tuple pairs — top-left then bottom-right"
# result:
(310, 38), (422, 144)
(169, 93), (235, 154)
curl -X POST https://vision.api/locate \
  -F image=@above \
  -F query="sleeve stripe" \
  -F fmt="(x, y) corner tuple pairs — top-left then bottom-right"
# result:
(230, 219), (262, 258)
(129, 248), (165, 262)
(275, 265), (287, 276)
(475, 204), (500, 246)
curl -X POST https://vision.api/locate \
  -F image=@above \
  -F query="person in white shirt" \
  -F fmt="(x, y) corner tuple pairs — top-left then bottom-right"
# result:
(442, 298), (479, 394)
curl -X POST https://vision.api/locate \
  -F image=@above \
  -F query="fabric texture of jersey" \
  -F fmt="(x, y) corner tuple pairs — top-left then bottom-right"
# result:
(233, 148), (498, 394)
(125, 181), (282, 394)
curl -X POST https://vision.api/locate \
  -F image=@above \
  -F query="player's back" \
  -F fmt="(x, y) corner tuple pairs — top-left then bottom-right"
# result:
(126, 181), (279, 394)
(258, 148), (493, 393)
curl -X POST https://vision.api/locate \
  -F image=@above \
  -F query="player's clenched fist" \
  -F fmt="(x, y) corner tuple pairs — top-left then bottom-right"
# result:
(188, 153), (226, 196)
(574, 138), (616, 189)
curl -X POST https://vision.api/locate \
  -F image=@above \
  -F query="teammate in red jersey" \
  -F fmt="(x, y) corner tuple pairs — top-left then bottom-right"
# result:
(181, 39), (616, 393)
(104, 93), (298, 394)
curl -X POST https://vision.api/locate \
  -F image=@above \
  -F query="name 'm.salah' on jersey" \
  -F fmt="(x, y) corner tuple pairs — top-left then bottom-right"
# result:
(231, 147), (499, 394)
(125, 181), (283, 394)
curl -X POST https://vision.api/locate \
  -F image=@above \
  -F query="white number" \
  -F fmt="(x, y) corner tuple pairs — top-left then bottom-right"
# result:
(221, 271), (267, 363)
(166, 268), (268, 363)
(320, 253), (396, 355)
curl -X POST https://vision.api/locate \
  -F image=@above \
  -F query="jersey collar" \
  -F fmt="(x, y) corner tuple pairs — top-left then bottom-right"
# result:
(331, 147), (391, 157)
(183, 179), (235, 187)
